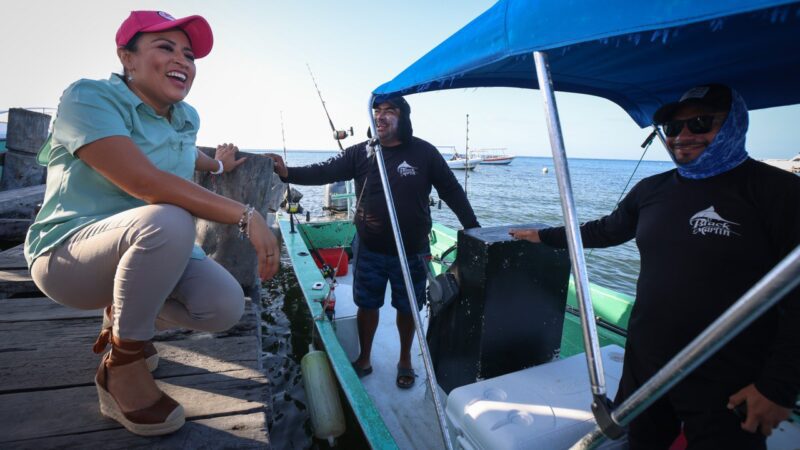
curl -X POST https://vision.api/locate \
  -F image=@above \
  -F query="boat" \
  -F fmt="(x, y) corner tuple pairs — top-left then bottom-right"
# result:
(0, 119), (7, 152)
(280, 216), (635, 448)
(437, 146), (482, 170)
(1, 111), (8, 180)
(283, 1), (800, 448)
(762, 154), (800, 174)
(446, 155), (481, 170)
(474, 148), (515, 165)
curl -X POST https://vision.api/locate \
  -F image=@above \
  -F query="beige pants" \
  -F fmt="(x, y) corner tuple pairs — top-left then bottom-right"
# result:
(31, 204), (244, 341)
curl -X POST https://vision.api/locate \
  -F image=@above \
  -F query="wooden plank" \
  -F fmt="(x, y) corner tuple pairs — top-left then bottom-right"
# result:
(0, 184), (45, 218)
(0, 301), (257, 347)
(5, 108), (50, 154)
(0, 335), (261, 393)
(0, 244), (25, 270)
(0, 151), (46, 191)
(5, 412), (269, 449)
(0, 218), (31, 242)
(0, 269), (40, 298)
(0, 297), (102, 322)
(0, 299), (260, 392)
(0, 315), (105, 347)
(0, 369), (268, 442)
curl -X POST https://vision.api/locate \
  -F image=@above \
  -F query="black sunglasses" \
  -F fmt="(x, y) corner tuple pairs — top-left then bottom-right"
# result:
(662, 115), (721, 137)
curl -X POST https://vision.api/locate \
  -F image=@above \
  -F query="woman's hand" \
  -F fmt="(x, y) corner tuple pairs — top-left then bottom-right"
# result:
(509, 228), (541, 243)
(263, 153), (288, 178)
(215, 143), (247, 173)
(247, 211), (280, 281)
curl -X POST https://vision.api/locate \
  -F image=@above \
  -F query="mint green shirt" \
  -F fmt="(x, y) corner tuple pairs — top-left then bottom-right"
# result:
(24, 74), (205, 266)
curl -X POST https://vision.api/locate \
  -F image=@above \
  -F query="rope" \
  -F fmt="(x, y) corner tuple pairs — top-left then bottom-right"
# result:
(587, 131), (654, 257)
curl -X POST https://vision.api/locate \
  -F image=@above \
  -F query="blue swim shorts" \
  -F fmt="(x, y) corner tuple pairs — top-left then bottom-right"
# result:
(351, 237), (428, 315)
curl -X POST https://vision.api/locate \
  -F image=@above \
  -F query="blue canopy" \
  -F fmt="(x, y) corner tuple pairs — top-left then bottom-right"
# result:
(373, 0), (800, 127)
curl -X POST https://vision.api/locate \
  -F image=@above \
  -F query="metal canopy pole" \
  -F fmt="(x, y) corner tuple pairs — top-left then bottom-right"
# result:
(533, 51), (609, 396)
(572, 244), (800, 449)
(367, 95), (454, 450)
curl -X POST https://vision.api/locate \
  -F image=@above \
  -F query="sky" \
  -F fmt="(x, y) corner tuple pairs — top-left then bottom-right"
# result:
(2, 0), (798, 161)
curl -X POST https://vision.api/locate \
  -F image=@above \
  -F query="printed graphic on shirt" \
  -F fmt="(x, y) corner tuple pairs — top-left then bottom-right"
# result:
(689, 206), (740, 237)
(397, 161), (417, 177)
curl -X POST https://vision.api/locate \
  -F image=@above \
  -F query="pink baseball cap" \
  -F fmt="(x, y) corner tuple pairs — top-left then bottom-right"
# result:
(116, 11), (213, 59)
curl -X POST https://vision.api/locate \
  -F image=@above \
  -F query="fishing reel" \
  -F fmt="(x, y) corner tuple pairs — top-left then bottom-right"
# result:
(320, 263), (336, 280)
(286, 202), (301, 214)
(333, 127), (354, 141)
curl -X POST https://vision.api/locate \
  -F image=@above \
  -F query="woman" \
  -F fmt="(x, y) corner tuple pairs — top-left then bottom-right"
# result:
(23, 11), (279, 436)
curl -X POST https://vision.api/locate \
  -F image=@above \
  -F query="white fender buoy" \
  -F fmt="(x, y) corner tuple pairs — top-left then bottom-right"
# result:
(542, 167), (549, 174)
(301, 345), (345, 445)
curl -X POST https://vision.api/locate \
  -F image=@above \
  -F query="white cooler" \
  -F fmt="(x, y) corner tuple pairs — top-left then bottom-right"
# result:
(445, 345), (626, 450)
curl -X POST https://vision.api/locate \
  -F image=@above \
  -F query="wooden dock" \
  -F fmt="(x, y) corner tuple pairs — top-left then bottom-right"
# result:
(0, 244), (272, 449)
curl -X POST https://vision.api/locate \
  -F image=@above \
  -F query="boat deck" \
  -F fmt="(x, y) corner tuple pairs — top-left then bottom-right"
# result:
(327, 262), (629, 450)
(332, 265), (445, 449)
(0, 244), (271, 449)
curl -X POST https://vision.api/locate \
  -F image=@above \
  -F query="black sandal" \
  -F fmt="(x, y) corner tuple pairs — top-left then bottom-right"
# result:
(351, 361), (373, 378)
(396, 366), (416, 389)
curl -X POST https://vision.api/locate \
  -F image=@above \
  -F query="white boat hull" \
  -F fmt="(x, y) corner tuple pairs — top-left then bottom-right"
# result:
(447, 157), (482, 170)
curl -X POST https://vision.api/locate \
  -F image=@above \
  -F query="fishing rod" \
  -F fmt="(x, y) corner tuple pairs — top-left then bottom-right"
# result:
(307, 63), (356, 215)
(280, 111), (299, 234)
(307, 63), (353, 151)
(464, 113), (470, 197)
(587, 127), (656, 257)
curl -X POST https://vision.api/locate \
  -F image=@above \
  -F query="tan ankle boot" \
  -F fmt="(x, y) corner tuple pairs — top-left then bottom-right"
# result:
(94, 335), (184, 436)
(94, 305), (159, 371)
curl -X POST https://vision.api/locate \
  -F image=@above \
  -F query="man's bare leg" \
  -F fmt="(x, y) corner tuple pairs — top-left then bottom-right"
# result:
(354, 307), (379, 370)
(396, 310), (416, 387)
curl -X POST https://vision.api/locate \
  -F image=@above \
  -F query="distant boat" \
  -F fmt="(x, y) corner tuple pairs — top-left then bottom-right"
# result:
(762, 154), (800, 174)
(0, 120), (6, 152)
(446, 156), (482, 170)
(474, 148), (515, 165)
(437, 146), (481, 170)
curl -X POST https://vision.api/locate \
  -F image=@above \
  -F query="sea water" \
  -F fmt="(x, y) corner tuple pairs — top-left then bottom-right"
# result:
(260, 150), (674, 449)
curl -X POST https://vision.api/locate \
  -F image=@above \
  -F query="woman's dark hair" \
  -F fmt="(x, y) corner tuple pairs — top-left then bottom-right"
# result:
(120, 32), (143, 80)
(124, 32), (143, 52)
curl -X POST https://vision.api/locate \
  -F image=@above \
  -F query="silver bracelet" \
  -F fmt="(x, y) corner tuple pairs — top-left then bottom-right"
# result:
(238, 205), (255, 239)
(210, 159), (224, 175)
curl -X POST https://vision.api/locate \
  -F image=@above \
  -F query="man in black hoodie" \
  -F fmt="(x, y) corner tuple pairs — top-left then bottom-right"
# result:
(511, 84), (799, 449)
(267, 97), (479, 388)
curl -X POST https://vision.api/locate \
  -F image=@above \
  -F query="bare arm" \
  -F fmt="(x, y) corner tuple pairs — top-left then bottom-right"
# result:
(195, 143), (248, 173)
(77, 136), (278, 280)
(264, 153), (288, 178)
(263, 149), (355, 185)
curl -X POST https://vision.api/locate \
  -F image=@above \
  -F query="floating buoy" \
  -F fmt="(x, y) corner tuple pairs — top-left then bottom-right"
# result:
(301, 345), (345, 446)
(542, 167), (549, 174)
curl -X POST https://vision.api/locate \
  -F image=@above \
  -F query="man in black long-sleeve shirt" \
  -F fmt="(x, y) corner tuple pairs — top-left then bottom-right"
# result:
(267, 97), (479, 388)
(511, 84), (799, 449)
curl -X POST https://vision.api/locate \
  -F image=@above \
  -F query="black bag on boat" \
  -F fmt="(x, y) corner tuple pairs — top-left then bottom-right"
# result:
(428, 271), (459, 316)
(427, 224), (571, 393)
